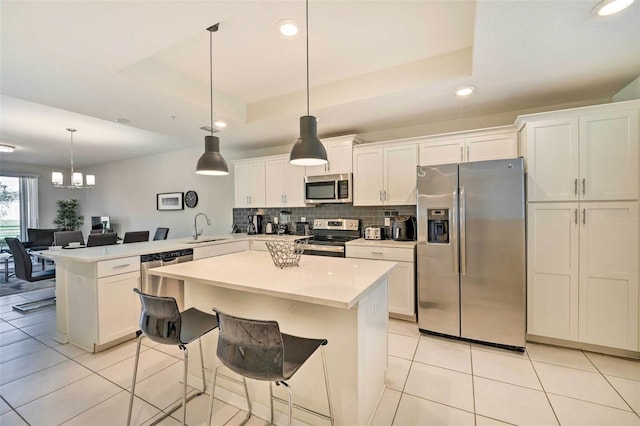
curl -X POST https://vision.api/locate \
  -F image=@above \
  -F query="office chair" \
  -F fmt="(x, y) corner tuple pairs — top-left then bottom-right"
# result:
(53, 230), (84, 247)
(153, 227), (169, 241)
(127, 289), (218, 426)
(86, 232), (118, 247)
(122, 231), (149, 244)
(208, 309), (334, 426)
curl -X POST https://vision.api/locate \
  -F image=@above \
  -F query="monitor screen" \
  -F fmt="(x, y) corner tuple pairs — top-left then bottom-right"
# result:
(91, 216), (111, 232)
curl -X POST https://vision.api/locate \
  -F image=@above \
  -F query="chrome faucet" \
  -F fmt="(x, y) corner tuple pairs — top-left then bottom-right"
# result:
(193, 213), (211, 240)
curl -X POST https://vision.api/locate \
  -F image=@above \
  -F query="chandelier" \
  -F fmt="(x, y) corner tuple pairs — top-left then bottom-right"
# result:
(52, 128), (95, 189)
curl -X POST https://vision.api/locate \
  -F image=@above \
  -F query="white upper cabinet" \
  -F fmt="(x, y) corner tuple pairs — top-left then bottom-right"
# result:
(579, 110), (638, 201)
(466, 132), (518, 162)
(265, 155), (306, 208)
(419, 129), (518, 166)
(524, 106), (639, 202)
(525, 118), (580, 202)
(234, 160), (266, 208)
(305, 134), (360, 176)
(354, 143), (417, 206)
(418, 138), (464, 166)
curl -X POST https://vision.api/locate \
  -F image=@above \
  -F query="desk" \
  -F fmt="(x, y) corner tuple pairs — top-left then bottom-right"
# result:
(0, 253), (11, 282)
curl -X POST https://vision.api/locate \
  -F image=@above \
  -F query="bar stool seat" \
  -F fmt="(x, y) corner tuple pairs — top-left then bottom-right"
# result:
(208, 309), (334, 426)
(127, 288), (218, 426)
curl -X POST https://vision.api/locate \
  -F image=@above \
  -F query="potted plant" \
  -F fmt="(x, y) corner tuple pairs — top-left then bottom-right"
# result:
(53, 199), (84, 231)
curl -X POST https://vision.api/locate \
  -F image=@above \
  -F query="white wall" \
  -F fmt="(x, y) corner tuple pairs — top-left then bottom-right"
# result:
(2, 144), (235, 240)
(79, 145), (235, 239)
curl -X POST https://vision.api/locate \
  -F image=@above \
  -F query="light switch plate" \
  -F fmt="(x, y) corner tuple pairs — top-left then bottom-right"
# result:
(384, 217), (391, 226)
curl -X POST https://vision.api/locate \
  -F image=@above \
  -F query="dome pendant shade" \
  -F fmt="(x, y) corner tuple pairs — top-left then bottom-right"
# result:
(196, 135), (229, 175)
(290, 116), (327, 166)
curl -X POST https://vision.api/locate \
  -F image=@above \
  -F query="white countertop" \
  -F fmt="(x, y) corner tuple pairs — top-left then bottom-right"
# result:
(43, 234), (309, 263)
(346, 238), (417, 248)
(148, 250), (396, 309)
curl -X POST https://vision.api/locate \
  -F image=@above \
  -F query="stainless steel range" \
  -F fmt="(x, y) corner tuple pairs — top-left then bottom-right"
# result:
(304, 218), (361, 257)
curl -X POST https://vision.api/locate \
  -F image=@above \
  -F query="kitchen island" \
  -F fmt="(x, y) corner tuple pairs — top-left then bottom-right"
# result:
(149, 250), (395, 426)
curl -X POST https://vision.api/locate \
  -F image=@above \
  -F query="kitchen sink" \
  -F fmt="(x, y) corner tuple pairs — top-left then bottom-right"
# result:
(183, 238), (229, 244)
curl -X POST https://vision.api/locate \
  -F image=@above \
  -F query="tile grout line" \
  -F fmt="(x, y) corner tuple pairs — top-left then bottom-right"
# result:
(581, 349), (640, 418)
(469, 343), (477, 426)
(527, 347), (562, 425)
(0, 394), (31, 425)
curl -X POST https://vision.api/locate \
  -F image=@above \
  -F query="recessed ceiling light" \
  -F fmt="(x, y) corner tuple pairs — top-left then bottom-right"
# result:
(593, 0), (634, 16)
(214, 120), (227, 128)
(114, 118), (130, 124)
(0, 144), (16, 153)
(456, 86), (475, 97)
(278, 19), (299, 36)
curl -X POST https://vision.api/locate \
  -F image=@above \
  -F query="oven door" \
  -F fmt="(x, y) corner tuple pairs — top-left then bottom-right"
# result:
(303, 243), (345, 258)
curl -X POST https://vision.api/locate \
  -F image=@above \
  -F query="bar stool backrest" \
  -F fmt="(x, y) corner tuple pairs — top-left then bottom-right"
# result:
(215, 309), (285, 381)
(134, 288), (182, 345)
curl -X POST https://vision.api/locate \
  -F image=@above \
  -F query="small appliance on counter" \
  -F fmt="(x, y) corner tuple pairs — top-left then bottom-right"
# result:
(248, 210), (266, 234)
(295, 222), (311, 236)
(391, 216), (417, 241)
(247, 215), (257, 235)
(364, 225), (384, 240)
(265, 222), (276, 234)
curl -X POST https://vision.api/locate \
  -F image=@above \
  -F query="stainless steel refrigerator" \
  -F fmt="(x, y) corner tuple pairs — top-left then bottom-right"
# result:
(417, 158), (526, 350)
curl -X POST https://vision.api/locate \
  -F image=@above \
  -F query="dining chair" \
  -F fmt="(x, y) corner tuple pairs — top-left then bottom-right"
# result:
(127, 288), (219, 426)
(208, 309), (334, 426)
(153, 227), (169, 241)
(4, 238), (55, 282)
(53, 230), (84, 247)
(122, 231), (149, 244)
(86, 232), (118, 247)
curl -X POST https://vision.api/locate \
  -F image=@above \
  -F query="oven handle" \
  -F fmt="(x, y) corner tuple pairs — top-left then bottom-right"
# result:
(304, 244), (345, 253)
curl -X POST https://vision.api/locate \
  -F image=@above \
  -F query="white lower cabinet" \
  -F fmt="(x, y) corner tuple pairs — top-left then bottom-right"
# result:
(67, 255), (141, 352)
(528, 201), (639, 351)
(97, 271), (141, 345)
(346, 243), (416, 319)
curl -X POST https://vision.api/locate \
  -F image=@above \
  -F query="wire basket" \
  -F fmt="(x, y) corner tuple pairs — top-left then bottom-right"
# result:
(265, 238), (308, 268)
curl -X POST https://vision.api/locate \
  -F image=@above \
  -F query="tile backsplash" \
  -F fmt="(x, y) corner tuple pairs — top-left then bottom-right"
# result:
(232, 204), (416, 235)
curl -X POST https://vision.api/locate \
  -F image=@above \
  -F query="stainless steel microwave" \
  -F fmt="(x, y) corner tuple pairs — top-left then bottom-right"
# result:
(304, 173), (352, 204)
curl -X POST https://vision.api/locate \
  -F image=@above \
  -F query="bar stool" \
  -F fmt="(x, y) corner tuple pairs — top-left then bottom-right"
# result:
(127, 288), (218, 426)
(207, 309), (334, 426)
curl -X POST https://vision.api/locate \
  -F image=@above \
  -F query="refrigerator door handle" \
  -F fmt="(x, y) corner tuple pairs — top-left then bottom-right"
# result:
(460, 186), (466, 275)
(452, 187), (459, 273)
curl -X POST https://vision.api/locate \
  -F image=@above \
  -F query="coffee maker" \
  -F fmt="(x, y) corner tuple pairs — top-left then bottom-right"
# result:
(248, 212), (266, 235)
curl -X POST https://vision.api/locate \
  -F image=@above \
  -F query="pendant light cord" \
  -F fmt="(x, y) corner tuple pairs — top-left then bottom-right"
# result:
(68, 128), (76, 176)
(306, 0), (310, 116)
(209, 27), (214, 136)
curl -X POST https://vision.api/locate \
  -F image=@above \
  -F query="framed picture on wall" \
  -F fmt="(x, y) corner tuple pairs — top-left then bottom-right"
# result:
(157, 192), (184, 211)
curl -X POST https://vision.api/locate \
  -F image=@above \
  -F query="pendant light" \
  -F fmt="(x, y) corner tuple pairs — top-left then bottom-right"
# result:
(289, 0), (328, 166)
(196, 23), (229, 176)
(52, 128), (95, 189)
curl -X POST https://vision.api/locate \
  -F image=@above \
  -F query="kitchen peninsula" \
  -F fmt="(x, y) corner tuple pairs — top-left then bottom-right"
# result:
(45, 234), (301, 352)
(148, 250), (395, 426)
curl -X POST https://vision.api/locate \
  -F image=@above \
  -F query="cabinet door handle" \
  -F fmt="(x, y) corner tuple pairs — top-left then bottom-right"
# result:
(574, 178), (578, 195)
(371, 251), (384, 255)
(574, 208), (578, 224)
(284, 194), (287, 203)
(582, 178), (586, 195)
(460, 146), (464, 162)
(113, 263), (131, 269)
(466, 146), (470, 161)
(582, 208), (586, 225)
(379, 190), (383, 201)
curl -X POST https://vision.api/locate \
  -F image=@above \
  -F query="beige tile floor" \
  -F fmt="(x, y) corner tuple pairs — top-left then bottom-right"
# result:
(1, 288), (639, 425)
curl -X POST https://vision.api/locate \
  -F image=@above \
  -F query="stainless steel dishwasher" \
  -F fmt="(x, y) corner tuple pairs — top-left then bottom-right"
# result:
(140, 248), (193, 310)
